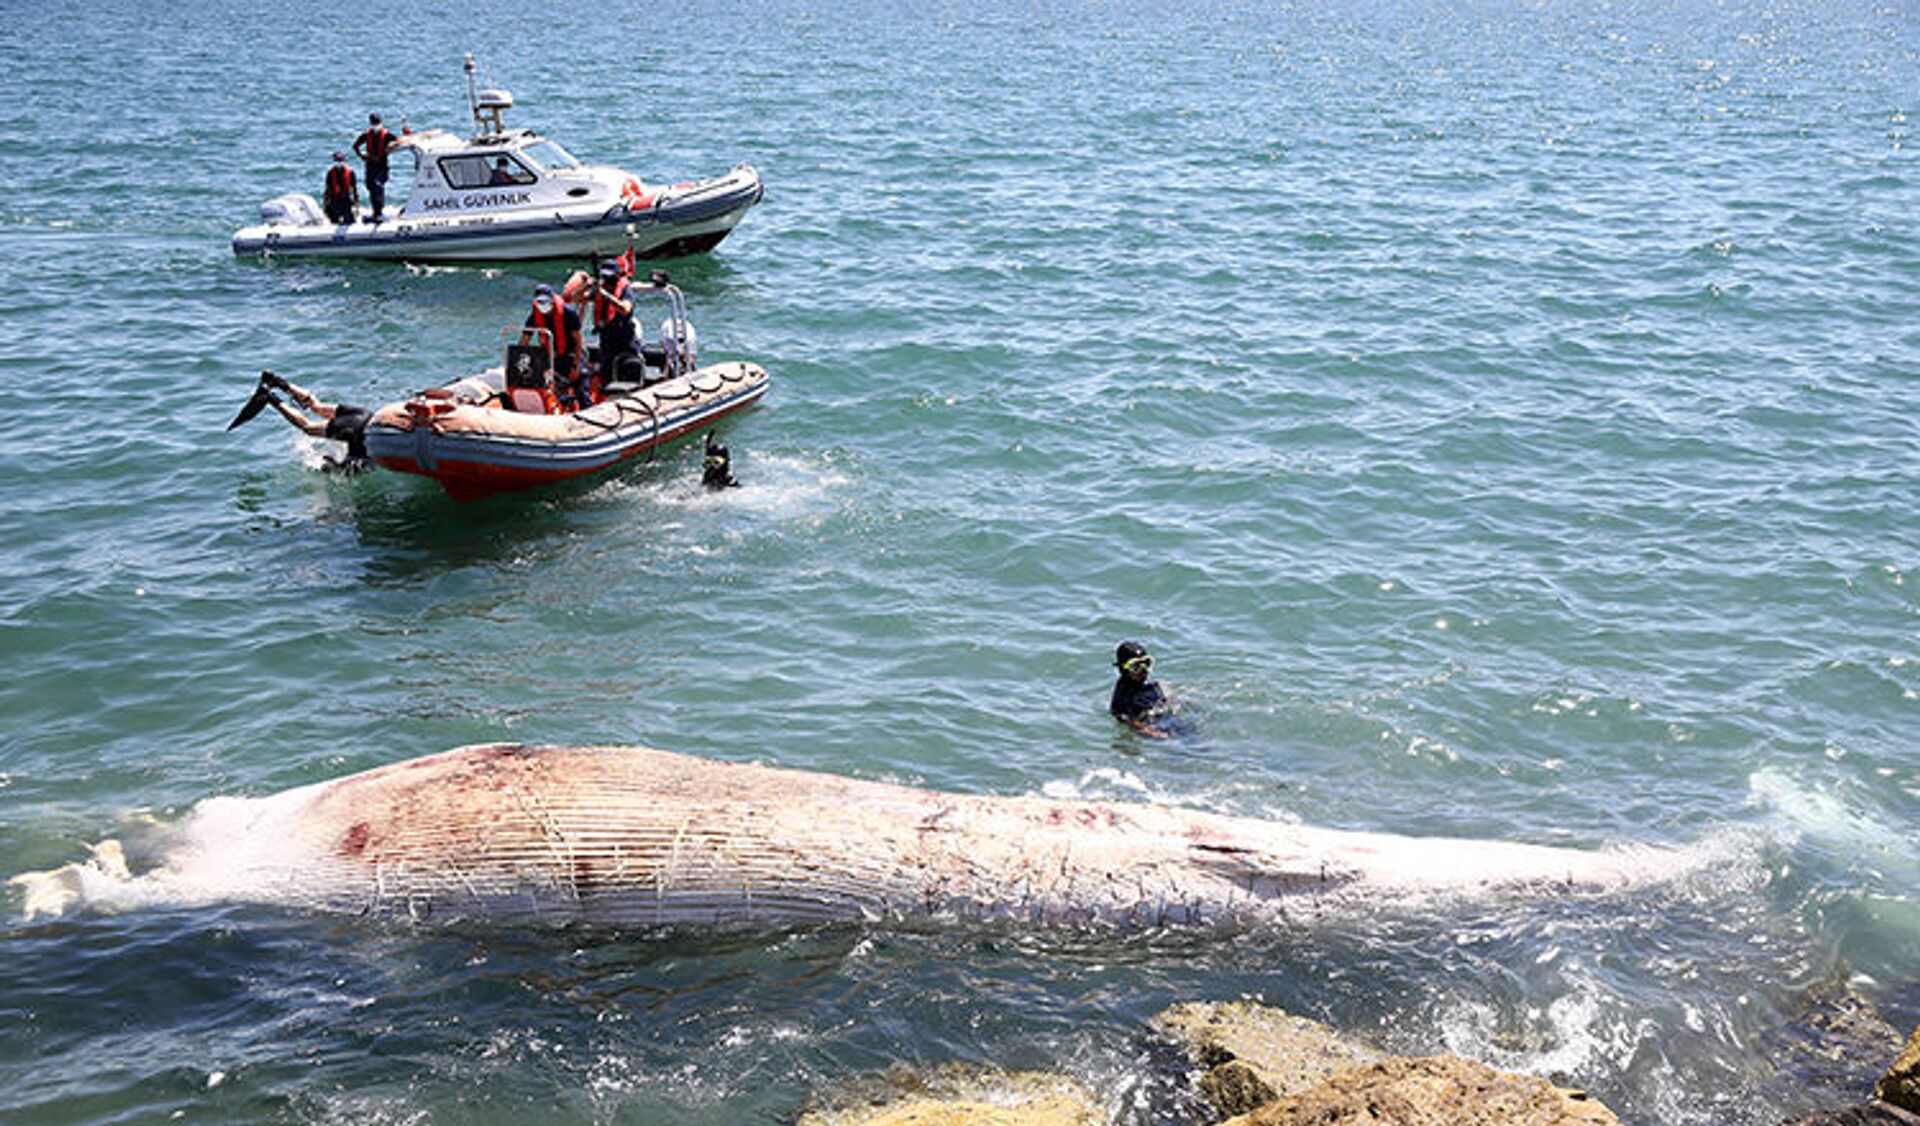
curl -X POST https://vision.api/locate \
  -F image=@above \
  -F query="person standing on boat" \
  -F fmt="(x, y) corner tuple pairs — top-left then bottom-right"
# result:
(322, 151), (358, 225)
(590, 259), (639, 387)
(352, 112), (399, 222)
(520, 284), (585, 411)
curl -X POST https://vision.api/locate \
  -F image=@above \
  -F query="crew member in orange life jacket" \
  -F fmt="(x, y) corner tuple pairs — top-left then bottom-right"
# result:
(519, 284), (585, 410)
(590, 259), (640, 385)
(353, 112), (399, 222)
(322, 151), (357, 225)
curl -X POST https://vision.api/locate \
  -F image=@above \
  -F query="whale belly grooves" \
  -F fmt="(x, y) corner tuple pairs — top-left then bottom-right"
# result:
(10, 743), (1667, 928)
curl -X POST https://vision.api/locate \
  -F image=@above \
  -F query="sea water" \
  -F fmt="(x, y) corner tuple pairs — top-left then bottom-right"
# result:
(0, 2), (1914, 1123)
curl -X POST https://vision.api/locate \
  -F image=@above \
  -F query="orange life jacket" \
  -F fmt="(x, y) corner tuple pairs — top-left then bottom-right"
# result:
(528, 299), (576, 362)
(325, 164), (355, 201)
(360, 127), (395, 163)
(593, 276), (629, 328)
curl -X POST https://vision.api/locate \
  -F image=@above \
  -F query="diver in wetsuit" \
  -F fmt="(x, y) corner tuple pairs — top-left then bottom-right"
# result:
(1109, 640), (1173, 738)
(228, 370), (373, 474)
(702, 432), (739, 489)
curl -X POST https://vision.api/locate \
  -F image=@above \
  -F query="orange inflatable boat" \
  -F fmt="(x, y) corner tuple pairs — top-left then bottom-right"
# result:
(365, 362), (767, 501)
(364, 278), (766, 501)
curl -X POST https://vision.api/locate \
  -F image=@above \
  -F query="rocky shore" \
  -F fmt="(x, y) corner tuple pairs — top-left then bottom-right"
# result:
(794, 1001), (1920, 1126)
(1785, 1022), (1920, 1125)
(1150, 1001), (1619, 1126)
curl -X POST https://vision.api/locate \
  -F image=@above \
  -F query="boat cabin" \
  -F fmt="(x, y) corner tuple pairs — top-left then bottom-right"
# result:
(387, 125), (635, 223)
(382, 68), (641, 222)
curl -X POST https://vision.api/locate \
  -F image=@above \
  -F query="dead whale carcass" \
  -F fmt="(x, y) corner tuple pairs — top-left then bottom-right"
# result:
(10, 743), (1677, 927)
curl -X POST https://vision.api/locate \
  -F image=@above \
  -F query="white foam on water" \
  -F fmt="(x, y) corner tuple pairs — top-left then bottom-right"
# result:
(400, 262), (494, 279)
(292, 433), (336, 473)
(1040, 766), (1154, 803)
(1657, 827), (1770, 900)
(1436, 970), (1649, 1085)
(636, 451), (852, 517)
(1039, 767), (1279, 827)
(1747, 765), (1918, 886)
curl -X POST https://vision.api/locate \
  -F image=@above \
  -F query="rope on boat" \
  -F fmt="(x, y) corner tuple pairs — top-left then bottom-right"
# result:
(607, 393), (662, 464)
(549, 205), (628, 232)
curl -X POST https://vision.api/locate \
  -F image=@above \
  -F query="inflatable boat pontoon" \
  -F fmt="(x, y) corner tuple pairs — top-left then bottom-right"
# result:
(364, 278), (767, 500)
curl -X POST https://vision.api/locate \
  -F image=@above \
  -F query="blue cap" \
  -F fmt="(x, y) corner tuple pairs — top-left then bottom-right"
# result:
(332, 150), (346, 161)
(533, 283), (554, 296)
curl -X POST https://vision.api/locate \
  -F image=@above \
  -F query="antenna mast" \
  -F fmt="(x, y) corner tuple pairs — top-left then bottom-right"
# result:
(463, 53), (479, 128)
(462, 53), (513, 136)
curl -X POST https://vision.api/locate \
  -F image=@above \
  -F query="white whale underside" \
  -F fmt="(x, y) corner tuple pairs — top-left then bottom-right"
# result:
(11, 744), (1681, 928)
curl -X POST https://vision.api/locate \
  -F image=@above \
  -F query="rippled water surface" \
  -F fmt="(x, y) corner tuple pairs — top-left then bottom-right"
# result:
(1, 2), (1915, 1123)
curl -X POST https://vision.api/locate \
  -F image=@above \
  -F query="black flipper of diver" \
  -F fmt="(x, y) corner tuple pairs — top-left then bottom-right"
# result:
(227, 372), (285, 431)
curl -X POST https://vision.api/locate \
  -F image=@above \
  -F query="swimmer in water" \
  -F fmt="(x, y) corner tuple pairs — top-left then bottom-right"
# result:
(1109, 640), (1174, 738)
(228, 370), (373, 474)
(702, 432), (740, 489)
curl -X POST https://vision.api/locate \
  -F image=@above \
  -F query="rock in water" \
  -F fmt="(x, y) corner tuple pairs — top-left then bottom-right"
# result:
(1784, 1025), (1920, 1124)
(1152, 1001), (1622, 1126)
(1781, 1104), (1920, 1125)
(1153, 1001), (1380, 1116)
(796, 1064), (1100, 1126)
(1239, 1054), (1620, 1126)
(1880, 1028), (1920, 1113)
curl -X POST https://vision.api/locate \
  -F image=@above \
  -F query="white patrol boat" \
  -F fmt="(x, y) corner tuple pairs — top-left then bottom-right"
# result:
(232, 56), (762, 262)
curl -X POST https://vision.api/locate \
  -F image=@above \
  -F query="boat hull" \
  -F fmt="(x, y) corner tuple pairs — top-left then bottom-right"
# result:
(232, 165), (762, 262)
(365, 362), (768, 501)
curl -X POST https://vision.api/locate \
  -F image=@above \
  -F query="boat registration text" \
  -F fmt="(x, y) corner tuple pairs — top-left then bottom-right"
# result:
(417, 191), (535, 212)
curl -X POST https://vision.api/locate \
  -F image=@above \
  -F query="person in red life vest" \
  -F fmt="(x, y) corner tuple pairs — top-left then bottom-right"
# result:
(518, 284), (585, 411)
(352, 112), (400, 222)
(322, 151), (358, 225)
(589, 259), (640, 388)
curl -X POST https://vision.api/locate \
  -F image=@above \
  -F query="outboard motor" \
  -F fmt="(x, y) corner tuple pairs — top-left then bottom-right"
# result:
(259, 193), (325, 227)
(660, 318), (698, 375)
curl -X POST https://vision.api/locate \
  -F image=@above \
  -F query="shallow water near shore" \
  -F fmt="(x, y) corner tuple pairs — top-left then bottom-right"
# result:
(1, 2), (1915, 1123)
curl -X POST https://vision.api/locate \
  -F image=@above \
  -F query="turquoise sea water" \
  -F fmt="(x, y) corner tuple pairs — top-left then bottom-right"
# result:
(1, 2), (1915, 1122)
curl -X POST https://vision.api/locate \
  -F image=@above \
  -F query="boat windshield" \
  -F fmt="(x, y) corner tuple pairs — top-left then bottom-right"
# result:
(519, 141), (580, 171)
